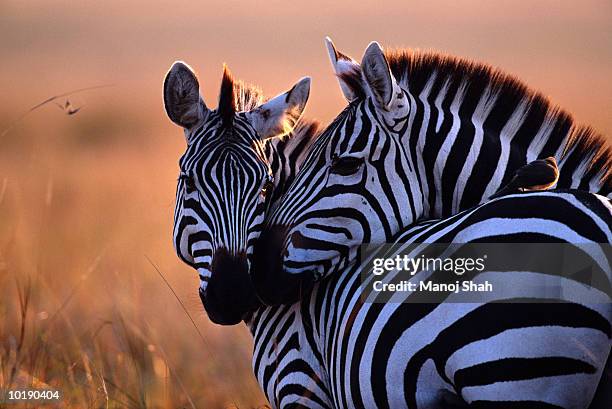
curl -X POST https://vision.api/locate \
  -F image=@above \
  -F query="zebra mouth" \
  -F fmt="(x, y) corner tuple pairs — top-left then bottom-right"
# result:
(252, 224), (316, 305)
(200, 287), (258, 325)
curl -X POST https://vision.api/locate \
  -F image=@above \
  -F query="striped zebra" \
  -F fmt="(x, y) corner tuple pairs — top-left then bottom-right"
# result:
(246, 41), (611, 407)
(163, 50), (611, 406)
(250, 190), (611, 408)
(252, 39), (612, 305)
(163, 61), (317, 325)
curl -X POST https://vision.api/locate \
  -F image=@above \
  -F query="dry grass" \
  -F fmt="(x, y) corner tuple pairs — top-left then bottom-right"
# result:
(0, 102), (268, 408)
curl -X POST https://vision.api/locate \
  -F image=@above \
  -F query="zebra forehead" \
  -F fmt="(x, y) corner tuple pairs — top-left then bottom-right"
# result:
(191, 117), (263, 146)
(207, 146), (267, 167)
(179, 141), (269, 176)
(183, 119), (267, 154)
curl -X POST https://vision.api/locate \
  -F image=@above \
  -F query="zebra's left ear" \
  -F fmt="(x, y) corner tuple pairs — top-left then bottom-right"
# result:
(360, 42), (402, 111)
(247, 77), (311, 139)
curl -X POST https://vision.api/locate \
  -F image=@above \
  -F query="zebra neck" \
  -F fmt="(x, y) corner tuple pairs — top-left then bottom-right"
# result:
(399, 72), (611, 219)
(402, 79), (491, 219)
(402, 78), (510, 220)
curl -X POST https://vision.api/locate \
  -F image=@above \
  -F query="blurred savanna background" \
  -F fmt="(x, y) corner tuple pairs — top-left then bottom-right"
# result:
(0, 0), (610, 407)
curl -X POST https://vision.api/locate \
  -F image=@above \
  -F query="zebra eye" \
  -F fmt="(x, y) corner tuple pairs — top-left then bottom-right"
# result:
(330, 154), (364, 176)
(180, 173), (196, 192)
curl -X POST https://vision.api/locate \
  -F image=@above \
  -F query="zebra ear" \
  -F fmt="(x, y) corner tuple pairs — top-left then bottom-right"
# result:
(361, 42), (400, 110)
(247, 77), (311, 139)
(324, 37), (363, 102)
(163, 61), (208, 129)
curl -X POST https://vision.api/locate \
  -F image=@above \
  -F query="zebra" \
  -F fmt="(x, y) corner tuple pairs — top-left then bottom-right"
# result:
(163, 50), (612, 406)
(245, 40), (612, 407)
(163, 62), (344, 407)
(163, 61), (317, 325)
(252, 39), (612, 305)
(250, 190), (611, 408)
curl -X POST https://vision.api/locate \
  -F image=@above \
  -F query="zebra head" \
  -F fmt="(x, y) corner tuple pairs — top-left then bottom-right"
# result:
(252, 40), (424, 305)
(164, 61), (311, 324)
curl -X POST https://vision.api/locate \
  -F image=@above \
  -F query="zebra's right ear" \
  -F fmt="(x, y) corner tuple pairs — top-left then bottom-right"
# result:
(163, 61), (208, 129)
(324, 37), (363, 102)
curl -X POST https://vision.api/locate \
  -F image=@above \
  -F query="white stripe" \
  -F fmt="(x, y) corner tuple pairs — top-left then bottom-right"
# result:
(452, 85), (498, 212)
(482, 100), (530, 199)
(433, 81), (469, 216)
(526, 115), (557, 162)
(461, 373), (601, 407)
(415, 73), (438, 217)
(446, 326), (610, 384)
(434, 78), (450, 134)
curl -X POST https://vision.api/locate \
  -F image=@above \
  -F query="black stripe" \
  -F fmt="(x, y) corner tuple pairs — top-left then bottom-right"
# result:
(401, 301), (610, 408)
(469, 400), (564, 409)
(454, 357), (596, 389)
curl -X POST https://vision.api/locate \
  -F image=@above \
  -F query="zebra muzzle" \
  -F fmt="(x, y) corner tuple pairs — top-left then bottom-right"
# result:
(200, 248), (260, 325)
(252, 225), (315, 305)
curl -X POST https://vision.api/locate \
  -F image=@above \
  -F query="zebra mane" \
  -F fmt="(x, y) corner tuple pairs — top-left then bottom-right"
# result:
(218, 65), (268, 126)
(271, 119), (321, 163)
(342, 48), (612, 192)
(262, 118), (321, 205)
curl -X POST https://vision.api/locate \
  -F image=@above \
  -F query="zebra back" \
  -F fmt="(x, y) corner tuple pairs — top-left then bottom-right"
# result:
(248, 190), (611, 408)
(301, 190), (611, 408)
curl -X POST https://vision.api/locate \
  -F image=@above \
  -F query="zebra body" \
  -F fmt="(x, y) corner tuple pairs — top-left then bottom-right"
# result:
(249, 190), (611, 408)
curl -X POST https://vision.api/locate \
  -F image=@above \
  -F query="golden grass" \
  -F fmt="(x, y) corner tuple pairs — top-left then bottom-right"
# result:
(0, 105), (268, 408)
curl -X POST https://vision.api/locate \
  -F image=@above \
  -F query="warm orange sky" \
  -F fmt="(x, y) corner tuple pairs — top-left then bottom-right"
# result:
(1, 0), (611, 135)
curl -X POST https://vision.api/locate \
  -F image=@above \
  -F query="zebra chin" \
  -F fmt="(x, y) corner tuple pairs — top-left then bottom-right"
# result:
(251, 225), (316, 306)
(198, 248), (261, 325)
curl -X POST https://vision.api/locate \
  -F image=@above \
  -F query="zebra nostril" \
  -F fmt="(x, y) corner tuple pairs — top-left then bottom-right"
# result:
(211, 248), (248, 276)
